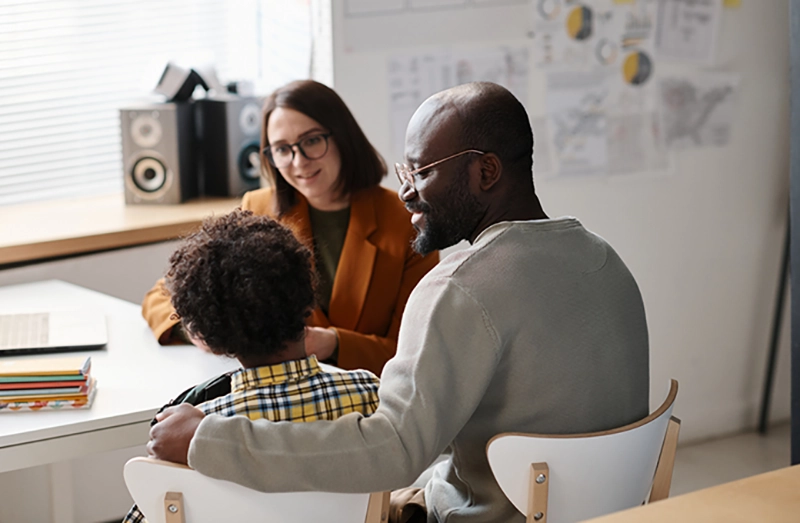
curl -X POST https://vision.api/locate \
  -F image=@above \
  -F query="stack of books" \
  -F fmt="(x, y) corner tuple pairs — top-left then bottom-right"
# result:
(0, 355), (97, 412)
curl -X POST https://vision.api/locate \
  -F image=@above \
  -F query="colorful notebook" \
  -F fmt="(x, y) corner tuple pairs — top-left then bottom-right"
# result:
(0, 355), (96, 412)
(0, 355), (91, 377)
(0, 377), (94, 402)
(0, 374), (87, 383)
(0, 379), (87, 391)
(0, 381), (97, 412)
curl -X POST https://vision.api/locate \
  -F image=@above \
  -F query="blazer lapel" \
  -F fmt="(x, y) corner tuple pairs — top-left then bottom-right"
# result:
(328, 189), (377, 331)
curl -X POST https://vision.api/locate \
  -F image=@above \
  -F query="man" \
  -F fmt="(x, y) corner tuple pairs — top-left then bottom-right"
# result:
(148, 82), (649, 523)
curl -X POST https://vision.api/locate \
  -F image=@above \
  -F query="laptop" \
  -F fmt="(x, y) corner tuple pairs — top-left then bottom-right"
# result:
(0, 311), (108, 356)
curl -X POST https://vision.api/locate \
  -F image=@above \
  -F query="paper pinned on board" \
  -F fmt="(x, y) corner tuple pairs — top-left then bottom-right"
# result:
(529, 0), (658, 74)
(546, 71), (610, 176)
(387, 46), (529, 158)
(654, 0), (723, 65)
(657, 73), (740, 150)
(606, 112), (669, 174)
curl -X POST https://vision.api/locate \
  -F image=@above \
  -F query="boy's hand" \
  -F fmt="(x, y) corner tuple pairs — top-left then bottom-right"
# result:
(147, 403), (205, 465)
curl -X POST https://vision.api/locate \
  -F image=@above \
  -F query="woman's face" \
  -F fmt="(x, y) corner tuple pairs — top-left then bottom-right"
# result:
(266, 107), (346, 210)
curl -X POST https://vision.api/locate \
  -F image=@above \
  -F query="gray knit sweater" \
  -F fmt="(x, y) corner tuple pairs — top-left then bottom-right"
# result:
(188, 218), (650, 523)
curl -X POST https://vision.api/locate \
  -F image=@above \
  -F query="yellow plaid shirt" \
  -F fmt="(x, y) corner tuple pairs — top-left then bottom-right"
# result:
(123, 356), (380, 523)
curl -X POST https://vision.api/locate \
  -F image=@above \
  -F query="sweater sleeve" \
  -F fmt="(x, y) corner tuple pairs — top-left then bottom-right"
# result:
(333, 247), (439, 375)
(188, 272), (502, 493)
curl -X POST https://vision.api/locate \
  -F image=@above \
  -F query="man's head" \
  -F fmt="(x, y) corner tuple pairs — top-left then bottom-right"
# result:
(164, 209), (315, 365)
(399, 82), (535, 255)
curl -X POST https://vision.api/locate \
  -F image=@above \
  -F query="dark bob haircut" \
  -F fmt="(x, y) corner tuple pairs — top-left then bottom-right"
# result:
(259, 80), (386, 216)
(164, 209), (315, 361)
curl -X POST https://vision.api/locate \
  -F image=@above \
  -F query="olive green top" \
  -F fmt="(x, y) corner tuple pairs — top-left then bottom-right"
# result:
(307, 205), (351, 315)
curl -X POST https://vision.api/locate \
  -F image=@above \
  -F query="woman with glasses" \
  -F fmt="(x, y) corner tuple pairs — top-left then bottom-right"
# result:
(142, 80), (439, 375)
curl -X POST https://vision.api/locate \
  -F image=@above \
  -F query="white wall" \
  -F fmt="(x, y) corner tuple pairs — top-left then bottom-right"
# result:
(329, 0), (792, 443)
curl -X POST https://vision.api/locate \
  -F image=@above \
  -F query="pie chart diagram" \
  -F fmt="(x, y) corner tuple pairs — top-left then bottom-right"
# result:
(622, 50), (653, 86)
(566, 5), (593, 41)
(595, 37), (618, 65)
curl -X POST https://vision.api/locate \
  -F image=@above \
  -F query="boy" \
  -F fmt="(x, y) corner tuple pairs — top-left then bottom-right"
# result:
(123, 209), (380, 523)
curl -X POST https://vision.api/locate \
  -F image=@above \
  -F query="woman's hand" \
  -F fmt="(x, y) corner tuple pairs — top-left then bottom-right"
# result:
(304, 326), (338, 361)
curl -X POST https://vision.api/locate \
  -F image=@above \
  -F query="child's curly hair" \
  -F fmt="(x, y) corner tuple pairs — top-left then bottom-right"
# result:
(164, 209), (315, 360)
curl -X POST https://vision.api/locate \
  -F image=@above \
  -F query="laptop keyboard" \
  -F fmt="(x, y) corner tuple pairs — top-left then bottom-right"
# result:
(0, 313), (49, 350)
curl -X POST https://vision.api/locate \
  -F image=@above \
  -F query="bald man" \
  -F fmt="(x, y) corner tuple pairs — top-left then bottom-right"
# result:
(148, 82), (649, 523)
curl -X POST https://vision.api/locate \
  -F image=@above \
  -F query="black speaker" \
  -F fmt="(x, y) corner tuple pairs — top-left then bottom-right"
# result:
(120, 102), (198, 205)
(196, 96), (263, 197)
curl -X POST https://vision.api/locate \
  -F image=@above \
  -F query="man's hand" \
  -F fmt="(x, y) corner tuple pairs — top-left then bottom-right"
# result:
(147, 403), (206, 465)
(304, 326), (338, 360)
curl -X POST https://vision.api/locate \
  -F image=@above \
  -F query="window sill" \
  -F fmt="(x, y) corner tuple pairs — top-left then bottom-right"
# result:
(0, 193), (240, 266)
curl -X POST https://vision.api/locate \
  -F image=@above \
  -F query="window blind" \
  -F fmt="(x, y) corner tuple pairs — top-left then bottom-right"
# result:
(0, 0), (261, 206)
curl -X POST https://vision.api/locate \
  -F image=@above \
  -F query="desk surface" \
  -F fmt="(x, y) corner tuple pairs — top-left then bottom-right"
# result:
(584, 464), (800, 523)
(0, 280), (240, 471)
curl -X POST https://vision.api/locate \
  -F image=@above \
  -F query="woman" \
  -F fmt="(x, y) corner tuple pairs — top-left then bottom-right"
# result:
(142, 80), (438, 375)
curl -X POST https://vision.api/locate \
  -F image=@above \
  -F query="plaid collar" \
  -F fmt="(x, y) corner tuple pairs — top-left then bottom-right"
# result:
(230, 355), (322, 393)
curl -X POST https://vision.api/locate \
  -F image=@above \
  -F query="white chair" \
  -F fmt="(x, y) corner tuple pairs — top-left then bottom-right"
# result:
(123, 457), (389, 523)
(487, 380), (680, 523)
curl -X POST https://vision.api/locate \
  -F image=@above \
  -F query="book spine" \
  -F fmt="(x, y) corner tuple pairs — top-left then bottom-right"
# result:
(0, 386), (96, 412)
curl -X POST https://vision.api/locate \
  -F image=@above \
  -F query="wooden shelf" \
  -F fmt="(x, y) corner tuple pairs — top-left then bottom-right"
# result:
(0, 193), (240, 265)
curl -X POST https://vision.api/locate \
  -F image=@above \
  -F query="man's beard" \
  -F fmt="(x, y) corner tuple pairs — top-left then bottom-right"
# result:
(409, 177), (482, 256)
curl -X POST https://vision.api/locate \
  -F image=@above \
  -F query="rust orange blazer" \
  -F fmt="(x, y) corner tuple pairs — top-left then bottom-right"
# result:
(141, 185), (439, 376)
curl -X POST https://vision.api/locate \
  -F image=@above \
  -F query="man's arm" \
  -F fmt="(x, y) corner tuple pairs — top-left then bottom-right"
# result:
(148, 404), (205, 465)
(170, 275), (502, 493)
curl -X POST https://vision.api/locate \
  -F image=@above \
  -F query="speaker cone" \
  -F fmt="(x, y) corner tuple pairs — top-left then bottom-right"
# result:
(132, 157), (168, 192)
(130, 114), (163, 148)
(238, 143), (261, 180)
(239, 103), (261, 135)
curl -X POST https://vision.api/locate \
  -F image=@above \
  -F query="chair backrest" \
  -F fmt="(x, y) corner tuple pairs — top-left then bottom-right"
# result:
(486, 380), (680, 523)
(123, 457), (389, 523)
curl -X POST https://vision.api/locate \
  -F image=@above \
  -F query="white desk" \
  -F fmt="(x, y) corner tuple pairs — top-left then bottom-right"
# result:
(0, 280), (240, 522)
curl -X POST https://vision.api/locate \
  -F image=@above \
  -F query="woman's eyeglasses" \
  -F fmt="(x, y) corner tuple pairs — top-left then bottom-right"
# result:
(263, 133), (332, 168)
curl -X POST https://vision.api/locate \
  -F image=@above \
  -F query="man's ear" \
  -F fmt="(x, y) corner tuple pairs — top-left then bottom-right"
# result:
(477, 153), (502, 191)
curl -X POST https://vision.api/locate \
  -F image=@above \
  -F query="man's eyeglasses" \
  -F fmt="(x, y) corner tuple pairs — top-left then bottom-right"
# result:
(395, 149), (485, 195)
(263, 133), (332, 169)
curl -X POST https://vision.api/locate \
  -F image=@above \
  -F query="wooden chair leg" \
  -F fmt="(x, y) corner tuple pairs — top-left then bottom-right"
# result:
(649, 416), (682, 503)
(528, 462), (549, 523)
(164, 492), (185, 523)
(365, 491), (390, 523)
